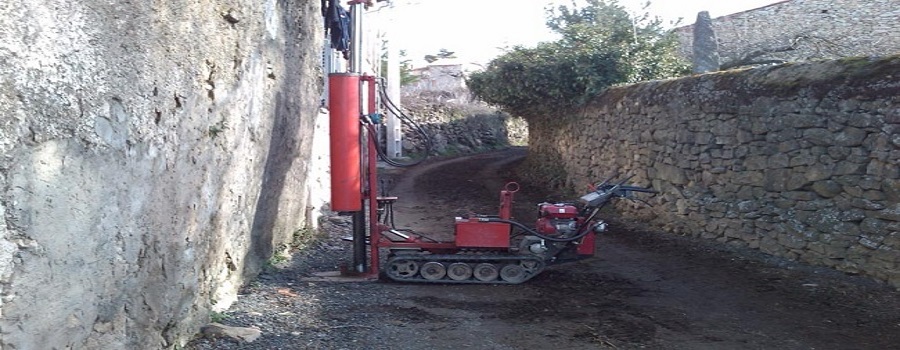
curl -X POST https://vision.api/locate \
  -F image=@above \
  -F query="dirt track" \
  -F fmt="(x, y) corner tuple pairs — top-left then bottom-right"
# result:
(189, 148), (900, 350)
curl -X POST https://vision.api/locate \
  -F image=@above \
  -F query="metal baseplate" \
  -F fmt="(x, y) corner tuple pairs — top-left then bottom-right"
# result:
(384, 252), (546, 284)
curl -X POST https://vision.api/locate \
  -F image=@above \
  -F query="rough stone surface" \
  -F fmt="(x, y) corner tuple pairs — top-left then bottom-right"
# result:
(692, 11), (720, 73)
(525, 55), (900, 288)
(676, 0), (900, 68)
(200, 323), (262, 343)
(400, 96), (528, 156)
(0, 1), (324, 348)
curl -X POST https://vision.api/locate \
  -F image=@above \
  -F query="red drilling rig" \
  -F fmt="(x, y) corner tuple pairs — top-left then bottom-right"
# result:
(324, 0), (654, 284)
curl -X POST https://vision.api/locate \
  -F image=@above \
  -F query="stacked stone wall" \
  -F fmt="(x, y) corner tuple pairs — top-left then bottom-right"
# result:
(676, 0), (900, 67)
(526, 56), (900, 288)
(0, 0), (323, 348)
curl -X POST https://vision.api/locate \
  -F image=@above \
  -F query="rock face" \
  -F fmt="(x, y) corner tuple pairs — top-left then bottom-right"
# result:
(525, 55), (900, 288)
(692, 11), (720, 73)
(0, 1), (324, 348)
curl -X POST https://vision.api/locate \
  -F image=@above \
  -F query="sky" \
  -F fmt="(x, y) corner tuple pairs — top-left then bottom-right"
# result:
(374, 0), (785, 67)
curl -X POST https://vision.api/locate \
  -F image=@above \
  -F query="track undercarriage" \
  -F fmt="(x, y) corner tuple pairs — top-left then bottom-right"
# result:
(384, 251), (546, 284)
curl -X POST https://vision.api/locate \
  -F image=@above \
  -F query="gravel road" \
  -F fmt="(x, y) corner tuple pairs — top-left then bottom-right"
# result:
(187, 147), (900, 350)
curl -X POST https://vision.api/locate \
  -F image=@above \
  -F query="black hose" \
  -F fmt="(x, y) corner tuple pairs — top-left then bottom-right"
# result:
(372, 79), (433, 167)
(486, 218), (594, 242)
(379, 89), (432, 154)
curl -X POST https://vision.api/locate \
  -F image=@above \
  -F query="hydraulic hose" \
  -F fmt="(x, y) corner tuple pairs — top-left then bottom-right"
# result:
(485, 218), (594, 242)
(374, 79), (433, 167)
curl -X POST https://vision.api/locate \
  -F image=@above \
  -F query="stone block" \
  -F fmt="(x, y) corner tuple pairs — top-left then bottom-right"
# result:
(768, 153), (790, 168)
(803, 128), (833, 146)
(777, 232), (808, 250)
(863, 190), (886, 201)
(834, 127), (868, 147)
(735, 186), (756, 200)
(851, 198), (885, 210)
(710, 122), (736, 136)
(795, 199), (833, 211)
(759, 236), (784, 255)
(826, 146), (851, 160)
(736, 130), (755, 143)
(860, 218), (888, 234)
(870, 203), (900, 222)
(838, 209), (866, 222)
(782, 191), (817, 201)
(788, 114), (825, 128)
(807, 241), (827, 254)
(864, 133), (893, 152)
(847, 113), (881, 128)
(884, 233), (900, 249)
(858, 177), (882, 190)
(858, 235), (884, 250)
(655, 163), (688, 185)
(774, 199), (796, 209)
(715, 136), (735, 145)
(811, 180), (842, 198)
(805, 163), (834, 182)
(886, 272), (900, 289)
(789, 152), (817, 167)
(744, 156), (768, 170)
(778, 140), (800, 153)
(695, 132), (714, 144)
(823, 242), (850, 258)
(786, 173), (811, 191)
(763, 168), (790, 191)
(832, 222), (862, 236)
(866, 160), (887, 177)
(842, 185), (864, 198)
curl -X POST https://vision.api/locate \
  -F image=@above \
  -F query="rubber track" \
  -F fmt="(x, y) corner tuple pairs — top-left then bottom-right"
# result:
(384, 253), (546, 284)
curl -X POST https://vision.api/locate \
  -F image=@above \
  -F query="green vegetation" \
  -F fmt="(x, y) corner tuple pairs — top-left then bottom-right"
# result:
(266, 253), (289, 269)
(210, 311), (229, 323)
(207, 120), (228, 139)
(467, 0), (689, 118)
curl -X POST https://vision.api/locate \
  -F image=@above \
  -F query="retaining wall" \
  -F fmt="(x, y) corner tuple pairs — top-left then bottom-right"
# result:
(526, 55), (900, 287)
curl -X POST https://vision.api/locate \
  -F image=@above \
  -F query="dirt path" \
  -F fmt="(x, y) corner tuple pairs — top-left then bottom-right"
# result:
(188, 148), (900, 350)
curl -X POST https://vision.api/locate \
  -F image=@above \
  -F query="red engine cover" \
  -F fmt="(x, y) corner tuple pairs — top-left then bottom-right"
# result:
(539, 203), (578, 219)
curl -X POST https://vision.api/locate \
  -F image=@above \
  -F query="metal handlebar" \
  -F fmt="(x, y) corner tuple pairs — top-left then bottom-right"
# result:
(580, 178), (656, 208)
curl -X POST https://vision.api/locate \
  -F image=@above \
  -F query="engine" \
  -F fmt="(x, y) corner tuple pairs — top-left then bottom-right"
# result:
(536, 203), (580, 237)
(519, 202), (588, 261)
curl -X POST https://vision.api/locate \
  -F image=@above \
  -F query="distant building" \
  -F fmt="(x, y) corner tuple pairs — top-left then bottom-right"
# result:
(404, 63), (466, 93)
(676, 0), (900, 70)
(401, 59), (485, 99)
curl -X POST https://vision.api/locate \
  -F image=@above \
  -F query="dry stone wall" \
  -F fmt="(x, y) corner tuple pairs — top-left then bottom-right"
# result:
(676, 0), (900, 68)
(398, 98), (528, 157)
(526, 55), (900, 288)
(0, 0), (324, 348)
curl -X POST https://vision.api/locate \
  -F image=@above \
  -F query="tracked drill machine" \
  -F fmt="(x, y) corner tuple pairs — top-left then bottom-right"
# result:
(375, 180), (656, 284)
(329, 71), (654, 283)
(323, 0), (654, 284)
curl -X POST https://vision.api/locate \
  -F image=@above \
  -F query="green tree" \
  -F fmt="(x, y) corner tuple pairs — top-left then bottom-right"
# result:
(424, 48), (457, 63)
(467, 0), (688, 117)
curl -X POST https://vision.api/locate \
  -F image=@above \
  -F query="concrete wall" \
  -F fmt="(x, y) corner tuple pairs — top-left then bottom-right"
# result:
(0, 0), (324, 348)
(676, 0), (900, 67)
(525, 55), (900, 288)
